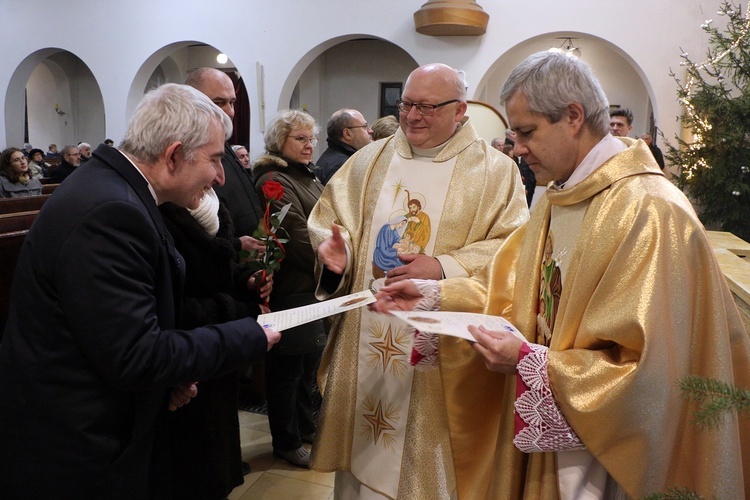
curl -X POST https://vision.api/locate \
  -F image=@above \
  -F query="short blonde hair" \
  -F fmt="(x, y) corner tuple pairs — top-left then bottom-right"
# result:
(264, 110), (319, 155)
(370, 115), (399, 141)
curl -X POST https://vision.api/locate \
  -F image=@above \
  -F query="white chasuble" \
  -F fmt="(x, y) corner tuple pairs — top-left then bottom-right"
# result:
(350, 152), (455, 497)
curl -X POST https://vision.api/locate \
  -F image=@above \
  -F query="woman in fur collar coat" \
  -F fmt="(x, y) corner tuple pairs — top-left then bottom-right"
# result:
(252, 110), (325, 468)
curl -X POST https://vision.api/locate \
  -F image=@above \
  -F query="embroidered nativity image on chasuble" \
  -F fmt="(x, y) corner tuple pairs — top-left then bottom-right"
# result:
(352, 161), (453, 497)
(537, 231), (561, 346)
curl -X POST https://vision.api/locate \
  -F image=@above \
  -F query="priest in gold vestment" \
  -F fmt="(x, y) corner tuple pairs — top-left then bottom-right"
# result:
(374, 51), (750, 499)
(308, 63), (529, 498)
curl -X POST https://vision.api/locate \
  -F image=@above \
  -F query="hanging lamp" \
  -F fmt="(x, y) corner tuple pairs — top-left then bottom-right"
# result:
(414, 0), (489, 36)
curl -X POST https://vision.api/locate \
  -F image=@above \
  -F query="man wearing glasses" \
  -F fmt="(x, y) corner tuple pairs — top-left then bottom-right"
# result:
(308, 63), (528, 498)
(50, 144), (81, 183)
(316, 108), (373, 185)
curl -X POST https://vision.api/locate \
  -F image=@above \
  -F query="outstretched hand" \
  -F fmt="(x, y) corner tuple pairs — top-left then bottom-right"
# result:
(370, 280), (424, 313)
(384, 253), (442, 285)
(263, 326), (281, 351)
(468, 325), (524, 374)
(318, 225), (347, 274)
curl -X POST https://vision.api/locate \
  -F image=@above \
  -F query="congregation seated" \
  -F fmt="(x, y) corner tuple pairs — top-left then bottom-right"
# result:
(0, 148), (43, 198)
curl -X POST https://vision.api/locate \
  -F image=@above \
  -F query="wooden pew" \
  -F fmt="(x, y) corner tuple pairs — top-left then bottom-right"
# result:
(0, 211), (39, 233)
(41, 183), (59, 195)
(0, 210), (39, 340)
(0, 229), (29, 340)
(0, 195), (50, 215)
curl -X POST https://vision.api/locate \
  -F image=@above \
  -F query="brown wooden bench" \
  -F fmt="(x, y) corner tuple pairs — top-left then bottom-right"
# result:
(0, 195), (50, 215)
(0, 229), (29, 340)
(0, 211), (39, 233)
(0, 210), (39, 340)
(41, 183), (59, 195)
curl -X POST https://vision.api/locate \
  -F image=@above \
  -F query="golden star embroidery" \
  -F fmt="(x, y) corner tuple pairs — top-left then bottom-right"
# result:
(363, 400), (396, 446)
(392, 179), (406, 209)
(367, 323), (407, 374)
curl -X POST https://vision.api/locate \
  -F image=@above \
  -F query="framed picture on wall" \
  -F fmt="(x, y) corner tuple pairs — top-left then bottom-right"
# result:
(380, 82), (402, 118)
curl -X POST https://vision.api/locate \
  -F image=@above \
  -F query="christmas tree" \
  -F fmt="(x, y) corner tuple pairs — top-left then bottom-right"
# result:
(666, 0), (750, 242)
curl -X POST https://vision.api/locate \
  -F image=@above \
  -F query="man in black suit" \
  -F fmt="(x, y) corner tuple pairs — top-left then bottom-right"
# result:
(186, 67), (266, 254)
(0, 83), (280, 499)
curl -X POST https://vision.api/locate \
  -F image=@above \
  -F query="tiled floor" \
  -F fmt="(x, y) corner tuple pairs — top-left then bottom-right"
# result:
(228, 411), (334, 499)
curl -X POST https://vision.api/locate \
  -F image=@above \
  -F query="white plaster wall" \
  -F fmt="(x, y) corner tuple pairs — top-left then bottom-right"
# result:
(0, 0), (717, 161)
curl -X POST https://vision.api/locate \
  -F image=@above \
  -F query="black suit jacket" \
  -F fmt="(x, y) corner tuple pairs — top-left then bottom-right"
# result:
(214, 143), (263, 238)
(0, 145), (268, 499)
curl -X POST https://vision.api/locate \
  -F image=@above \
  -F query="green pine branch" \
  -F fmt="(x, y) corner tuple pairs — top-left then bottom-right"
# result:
(643, 487), (704, 500)
(679, 375), (750, 429)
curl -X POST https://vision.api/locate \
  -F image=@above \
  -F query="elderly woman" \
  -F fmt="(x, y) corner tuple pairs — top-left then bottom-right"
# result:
(253, 110), (325, 468)
(231, 144), (251, 169)
(0, 147), (43, 197)
(27, 149), (50, 178)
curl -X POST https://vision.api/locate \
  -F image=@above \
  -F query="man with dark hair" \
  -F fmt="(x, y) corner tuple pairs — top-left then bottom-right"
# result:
(315, 108), (373, 185)
(608, 107), (633, 137)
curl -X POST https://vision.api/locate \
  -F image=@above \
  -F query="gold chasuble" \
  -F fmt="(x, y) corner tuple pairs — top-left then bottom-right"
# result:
(441, 139), (750, 499)
(309, 119), (529, 499)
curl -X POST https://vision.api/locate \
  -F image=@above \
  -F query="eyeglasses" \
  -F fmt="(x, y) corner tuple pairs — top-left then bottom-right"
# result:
(396, 99), (460, 116)
(10, 156), (27, 164)
(291, 136), (318, 147)
(345, 123), (369, 130)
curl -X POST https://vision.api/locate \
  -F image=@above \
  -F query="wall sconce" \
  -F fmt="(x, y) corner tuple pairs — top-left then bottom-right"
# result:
(55, 103), (66, 116)
(554, 37), (582, 58)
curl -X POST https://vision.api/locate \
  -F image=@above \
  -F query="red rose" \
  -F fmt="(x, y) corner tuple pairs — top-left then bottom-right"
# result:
(262, 179), (285, 201)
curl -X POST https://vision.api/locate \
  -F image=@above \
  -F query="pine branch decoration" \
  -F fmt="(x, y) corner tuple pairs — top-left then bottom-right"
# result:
(643, 487), (704, 500)
(679, 374), (750, 429)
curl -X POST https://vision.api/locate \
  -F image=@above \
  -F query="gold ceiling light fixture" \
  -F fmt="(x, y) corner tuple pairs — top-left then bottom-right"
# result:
(414, 0), (489, 36)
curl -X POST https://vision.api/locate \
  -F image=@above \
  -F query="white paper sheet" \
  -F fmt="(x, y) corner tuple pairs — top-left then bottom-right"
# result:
(257, 290), (375, 331)
(389, 311), (526, 342)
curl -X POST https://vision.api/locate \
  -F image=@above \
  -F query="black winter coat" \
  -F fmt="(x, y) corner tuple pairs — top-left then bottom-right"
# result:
(158, 201), (263, 500)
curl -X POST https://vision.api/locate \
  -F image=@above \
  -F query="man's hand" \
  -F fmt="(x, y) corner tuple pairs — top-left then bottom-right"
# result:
(371, 280), (424, 313)
(168, 382), (198, 411)
(468, 325), (524, 374)
(264, 326), (282, 350)
(318, 225), (347, 274)
(240, 236), (266, 256)
(384, 253), (442, 285)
